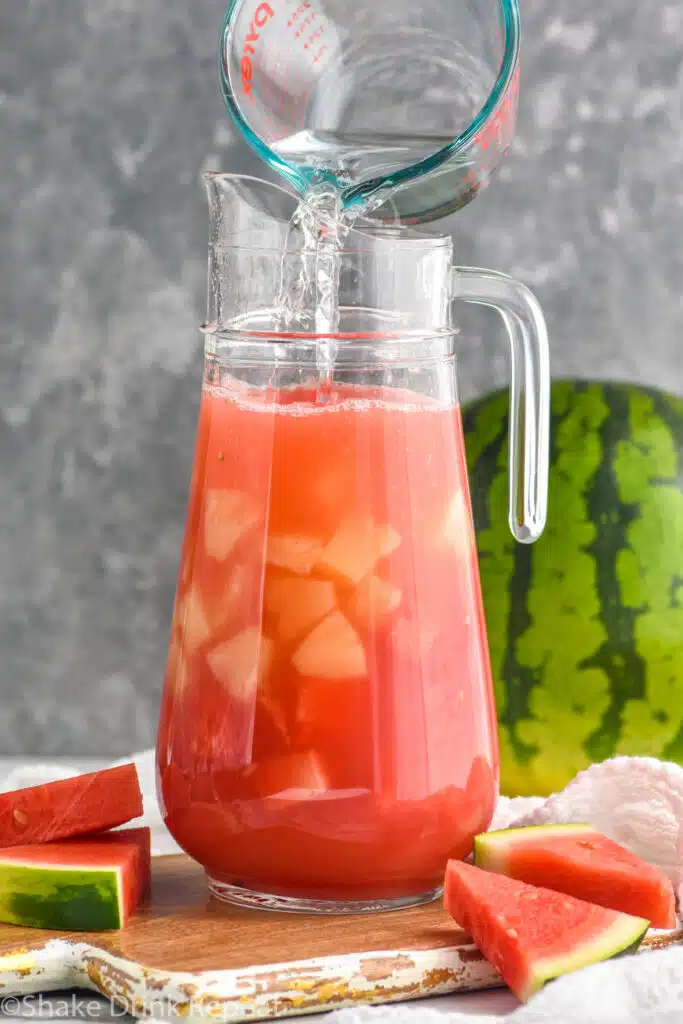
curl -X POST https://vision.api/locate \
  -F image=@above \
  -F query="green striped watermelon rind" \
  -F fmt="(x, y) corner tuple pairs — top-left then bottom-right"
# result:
(0, 828), (151, 931)
(523, 913), (648, 1001)
(472, 822), (594, 871)
(0, 864), (124, 930)
(463, 380), (683, 797)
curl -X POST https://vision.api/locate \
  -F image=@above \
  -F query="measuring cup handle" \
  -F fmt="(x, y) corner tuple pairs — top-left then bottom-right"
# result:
(451, 266), (550, 543)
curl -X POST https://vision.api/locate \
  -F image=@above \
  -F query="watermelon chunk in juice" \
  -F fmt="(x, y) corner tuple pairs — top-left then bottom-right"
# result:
(264, 576), (337, 642)
(248, 749), (329, 799)
(348, 575), (403, 626)
(203, 562), (258, 635)
(266, 534), (324, 575)
(317, 513), (401, 585)
(176, 587), (212, 654)
(292, 611), (367, 679)
(439, 490), (473, 556)
(203, 489), (259, 562)
(206, 628), (273, 700)
(0, 763), (143, 848)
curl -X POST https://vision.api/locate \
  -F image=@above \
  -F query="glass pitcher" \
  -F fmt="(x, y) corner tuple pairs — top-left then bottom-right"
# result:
(156, 174), (549, 913)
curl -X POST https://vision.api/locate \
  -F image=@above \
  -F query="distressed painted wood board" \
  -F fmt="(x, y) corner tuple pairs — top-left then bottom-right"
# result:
(0, 854), (678, 1022)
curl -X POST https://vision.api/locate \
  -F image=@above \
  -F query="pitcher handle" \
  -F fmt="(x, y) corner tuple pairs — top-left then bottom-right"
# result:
(451, 267), (550, 543)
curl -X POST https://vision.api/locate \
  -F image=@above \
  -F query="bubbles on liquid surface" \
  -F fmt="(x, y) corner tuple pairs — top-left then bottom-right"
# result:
(205, 381), (454, 417)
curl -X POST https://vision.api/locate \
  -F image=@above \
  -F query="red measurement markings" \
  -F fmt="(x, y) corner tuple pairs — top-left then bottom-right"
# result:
(473, 63), (519, 154)
(289, 0), (312, 34)
(284, 0), (329, 130)
(303, 25), (323, 49)
(294, 14), (314, 39)
(245, 0), (329, 135)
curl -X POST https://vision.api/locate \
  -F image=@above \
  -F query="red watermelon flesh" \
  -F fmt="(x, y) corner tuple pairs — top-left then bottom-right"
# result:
(474, 824), (676, 930)
(0, 827), (151, 930)
(444, 860), (649, 1002)
(115, 826), (151, 921)
(0, 763), (143, 847)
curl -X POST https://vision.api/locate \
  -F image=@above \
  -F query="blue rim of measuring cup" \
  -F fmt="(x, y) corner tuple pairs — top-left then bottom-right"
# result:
(218, 0), (520, 209)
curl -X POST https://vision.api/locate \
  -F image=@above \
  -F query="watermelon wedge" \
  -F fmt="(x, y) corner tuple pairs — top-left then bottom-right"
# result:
(0, 763), (143, 847)
(444, 860), (649, 1002)
(474, 824), (676, 930)
(0, 827), (151, 931)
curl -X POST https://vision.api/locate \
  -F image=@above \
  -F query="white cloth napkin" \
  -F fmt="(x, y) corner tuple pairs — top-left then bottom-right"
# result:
(3, 753), (683, 1022)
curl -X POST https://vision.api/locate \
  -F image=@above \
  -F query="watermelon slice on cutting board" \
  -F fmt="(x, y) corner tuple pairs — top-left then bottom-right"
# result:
(444, 859), (650, 1002)
(0, 763), (143, 847)
(0, 827), (151, 931)
(474, 823), (676, 929)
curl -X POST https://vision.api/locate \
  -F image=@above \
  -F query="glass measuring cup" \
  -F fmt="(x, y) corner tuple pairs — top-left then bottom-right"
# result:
(156, 174), (550, 913)
(219, 0), (520, 222)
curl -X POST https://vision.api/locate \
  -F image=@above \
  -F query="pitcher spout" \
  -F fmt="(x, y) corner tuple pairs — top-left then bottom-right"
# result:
(203, 172), (454, 334)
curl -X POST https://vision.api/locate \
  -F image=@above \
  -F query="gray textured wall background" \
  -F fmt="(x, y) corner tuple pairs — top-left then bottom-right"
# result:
(1, 1), (682, 755)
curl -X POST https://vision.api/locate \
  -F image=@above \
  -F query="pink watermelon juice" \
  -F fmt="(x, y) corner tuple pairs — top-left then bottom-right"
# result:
(157, 378), (498, 901)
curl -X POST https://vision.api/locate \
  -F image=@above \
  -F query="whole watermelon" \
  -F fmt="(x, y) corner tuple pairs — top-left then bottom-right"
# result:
(463, 380), (683, 797)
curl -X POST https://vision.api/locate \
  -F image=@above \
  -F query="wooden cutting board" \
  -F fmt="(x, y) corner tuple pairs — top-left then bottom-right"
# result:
(0, 854), (678, 1022)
